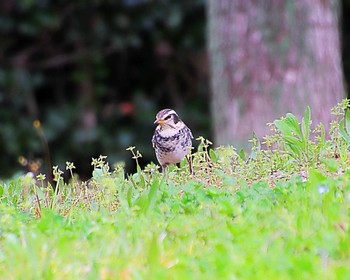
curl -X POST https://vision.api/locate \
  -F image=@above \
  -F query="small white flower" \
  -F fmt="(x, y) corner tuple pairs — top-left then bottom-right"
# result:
(318, 185), (329, 194)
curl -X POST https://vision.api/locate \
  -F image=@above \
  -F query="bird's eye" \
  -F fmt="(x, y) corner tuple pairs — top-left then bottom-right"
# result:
(164, 115), (171, 120)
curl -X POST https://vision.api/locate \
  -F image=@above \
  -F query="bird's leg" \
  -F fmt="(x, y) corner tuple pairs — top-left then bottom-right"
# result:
(162, 164), (169, 182)
(161, 163), (169, 173)
(186, 154), (194, 175)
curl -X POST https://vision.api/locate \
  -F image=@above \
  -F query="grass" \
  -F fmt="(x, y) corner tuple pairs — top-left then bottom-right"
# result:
(1, 101), (350, 279)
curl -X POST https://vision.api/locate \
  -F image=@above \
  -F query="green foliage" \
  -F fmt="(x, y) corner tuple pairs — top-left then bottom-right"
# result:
(339, 107), (350, 145)
(274, 106), (312, 164)
(1, 102), (350, 278)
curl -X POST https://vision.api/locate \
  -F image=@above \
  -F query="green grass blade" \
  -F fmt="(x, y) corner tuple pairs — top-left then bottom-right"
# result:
(145, 179), (159, 214)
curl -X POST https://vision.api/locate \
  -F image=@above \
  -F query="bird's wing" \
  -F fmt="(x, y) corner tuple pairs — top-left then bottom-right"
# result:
(187, 125), (194, 139)
(152, 132), (156, 149)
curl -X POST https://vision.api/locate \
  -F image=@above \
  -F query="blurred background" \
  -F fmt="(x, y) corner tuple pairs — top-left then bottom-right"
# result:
(0, 0), (349, 179)
(0, 0), (207, 178)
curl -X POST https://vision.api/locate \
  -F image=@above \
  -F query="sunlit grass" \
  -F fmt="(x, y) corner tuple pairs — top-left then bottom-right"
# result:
(1, 101), (350, 279)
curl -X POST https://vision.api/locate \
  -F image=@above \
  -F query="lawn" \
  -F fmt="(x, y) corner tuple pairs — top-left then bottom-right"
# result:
(1, 103), (350, 279)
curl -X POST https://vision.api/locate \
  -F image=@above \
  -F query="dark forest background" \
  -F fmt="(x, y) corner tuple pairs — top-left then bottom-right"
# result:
(0, 0), (349, 179)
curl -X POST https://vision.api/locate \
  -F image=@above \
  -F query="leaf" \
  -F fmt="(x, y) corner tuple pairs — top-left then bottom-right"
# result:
(274, 119), (293, 137)
(126, 186), (133, 208)
(308, 169), (327, 186)
(253, 132), (261, 151)
(249, 132), (261, 160)
(238, 149), (246, 161)
(275, 116), (301, 140)
(92, 168), (103, 184)
(282, 135), (302, 146)
(301, 106), (311, 141)
(285, 142), (302, 157)
(339, 119), (350, 144)
(317, 123), (325, 145)
(144, 179), (159, 214)
(285, 113), (301, 137)
(209, 149), (218, 162)
(137, 165), (146, 188)
(135, 192), (147, 212)
(321, 159), (340, 172)
(345, 108), (350, 135)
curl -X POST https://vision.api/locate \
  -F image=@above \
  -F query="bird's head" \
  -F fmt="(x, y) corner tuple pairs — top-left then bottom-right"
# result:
(154, 109), (181, 130)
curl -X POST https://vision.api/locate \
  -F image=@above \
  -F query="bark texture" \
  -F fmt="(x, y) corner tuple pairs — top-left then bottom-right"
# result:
(208, 0), (344, 147)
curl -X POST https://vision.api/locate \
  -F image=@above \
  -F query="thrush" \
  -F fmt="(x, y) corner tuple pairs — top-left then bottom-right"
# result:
(152, 109), (193, 173)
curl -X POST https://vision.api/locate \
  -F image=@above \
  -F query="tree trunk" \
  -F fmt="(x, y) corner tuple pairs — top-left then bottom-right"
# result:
(208, 0), (344, 147)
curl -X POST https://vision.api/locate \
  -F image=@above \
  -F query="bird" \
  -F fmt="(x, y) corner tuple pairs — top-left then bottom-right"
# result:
(152, 109), (193, 173)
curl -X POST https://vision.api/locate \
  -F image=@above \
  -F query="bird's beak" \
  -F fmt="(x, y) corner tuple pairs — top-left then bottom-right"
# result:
(154, 119), (164, 125)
